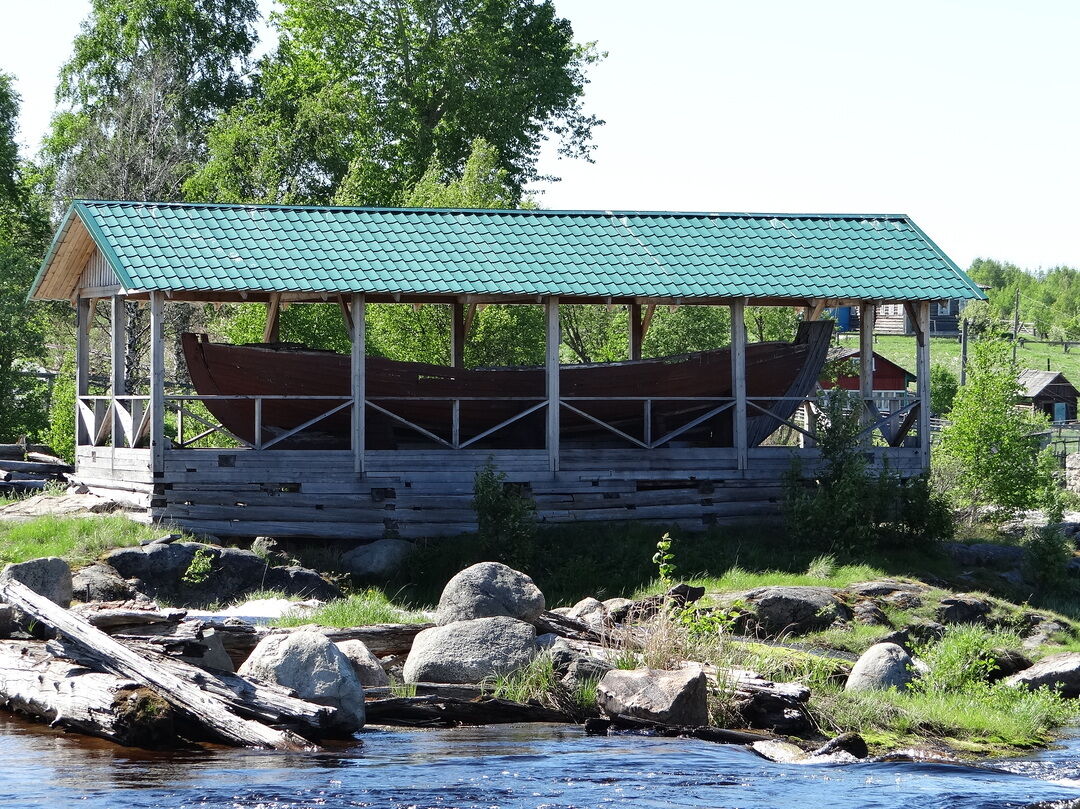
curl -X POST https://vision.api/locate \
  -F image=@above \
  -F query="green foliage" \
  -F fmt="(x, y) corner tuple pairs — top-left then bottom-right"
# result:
(49, 0), (258, 202)
(930, 363), (958, 416)
(1021, 525), (1073, 592)
(0, 81), (52, 443)
(45, 357), (76, 464)
(472, 460), (536, 569)
(912, 625), (1016, 693)
(189, 0), (603, 206)
(651, 532), (677, 583)
(487, 650), (558, 704)
(0, 514), (169, 568)
(272, 589), (430, 628)
(935, 339), (1057, 516)
(181, 547), (216, 585)
(785, 389), (953, 553)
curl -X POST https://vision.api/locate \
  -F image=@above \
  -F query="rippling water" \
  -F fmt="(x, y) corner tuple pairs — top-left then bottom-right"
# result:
(1, 716), (1078, 809)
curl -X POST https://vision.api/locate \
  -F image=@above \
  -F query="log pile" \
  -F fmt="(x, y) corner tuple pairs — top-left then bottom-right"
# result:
(0, 578), (332, 750)
(0, 443), (73, 496)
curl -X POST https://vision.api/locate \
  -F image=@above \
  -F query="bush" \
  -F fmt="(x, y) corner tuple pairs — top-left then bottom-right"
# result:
(1022, 525), (1073, 592)
(930, 364), (958, 416)
(784, 390), (953, 553)
(472, 459), (536, 570)
(935, 339), (1057, 517)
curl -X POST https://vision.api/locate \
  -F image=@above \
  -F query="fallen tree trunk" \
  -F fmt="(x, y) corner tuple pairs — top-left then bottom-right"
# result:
(315, 623), (433, 657)
(51, 637), (337, 739)
(0, 578), (314, 751)
(366, 694), (569, 727)
(0, 639), (178, 747)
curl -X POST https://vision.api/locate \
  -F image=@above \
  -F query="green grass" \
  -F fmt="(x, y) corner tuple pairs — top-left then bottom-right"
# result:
(488, 651), (558, 703)
(270, 588), (430, 628)
(811, 681), (1077, 754)
(0, 514), (181, 567)
(839, 332), (1080, 385)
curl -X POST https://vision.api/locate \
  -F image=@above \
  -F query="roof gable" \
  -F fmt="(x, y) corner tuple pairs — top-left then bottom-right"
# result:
(30, 201), (987, 304)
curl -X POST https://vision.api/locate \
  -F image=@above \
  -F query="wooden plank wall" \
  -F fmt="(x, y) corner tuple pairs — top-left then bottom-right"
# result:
(91, 446), (927, 541)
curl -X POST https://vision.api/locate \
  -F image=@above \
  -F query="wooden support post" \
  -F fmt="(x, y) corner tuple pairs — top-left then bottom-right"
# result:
(629, 303), (643, 361)
(110, 296), (126, 448)
(352, 292), (366, 476)
(75, 297), (91, 448)
(263, 293), (282, 343)
(916, 301), (931, 469)
(451, 301), (465, 368)
(731, 300), (747, 471)
(859, 302), (875, 447)
(546, 296), (560, 474)
(149, 291), (165, 476)
(337, 295), (354, 341)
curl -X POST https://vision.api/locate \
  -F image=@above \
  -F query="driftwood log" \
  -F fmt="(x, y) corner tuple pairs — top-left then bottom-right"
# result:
(366, 694), (569, 727)
(51, 637), (337, 739)
(0, 578), (315, 751)
(0, 639), (178, 747)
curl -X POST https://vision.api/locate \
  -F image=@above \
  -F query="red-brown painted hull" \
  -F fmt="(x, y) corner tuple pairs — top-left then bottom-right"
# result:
(180, 322), (832, 449)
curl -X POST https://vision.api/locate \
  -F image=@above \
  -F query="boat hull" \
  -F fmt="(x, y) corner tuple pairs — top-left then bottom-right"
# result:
(180, 322), (832, 450)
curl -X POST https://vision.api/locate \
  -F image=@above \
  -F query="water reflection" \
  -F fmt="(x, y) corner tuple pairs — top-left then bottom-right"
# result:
(0, 714), (1077, 809)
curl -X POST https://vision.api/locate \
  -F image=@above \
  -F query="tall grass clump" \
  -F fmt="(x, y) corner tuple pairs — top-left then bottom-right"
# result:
(488, 651), (558, 704)
(473, 459), (536, 570)
(271, 589), (429, 628)
(0, 514), (168, 566)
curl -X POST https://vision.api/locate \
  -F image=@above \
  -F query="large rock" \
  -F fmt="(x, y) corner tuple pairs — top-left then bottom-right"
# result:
(742, 586), (851, 636)
(402, 616), (536, 684)
(72, 563), (136, 603)
(845, 642), (915, 691)
(435, 562), (545, 626)
(238, 629), (364, 733)
(105, 543), (341, 607)
(1004, 652), (1080, 698)
(936, 594), (992, 625)
(943, 542), (1027, 570)
(597, 667), (709, 727)
(340, 539), (414, 579)
(336, 639), (390, 688)
(1, 557), (72, 607)
(566, 597), (608, 627)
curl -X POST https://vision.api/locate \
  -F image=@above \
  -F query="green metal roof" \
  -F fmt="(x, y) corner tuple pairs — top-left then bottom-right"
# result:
(32, 200), (985, 302)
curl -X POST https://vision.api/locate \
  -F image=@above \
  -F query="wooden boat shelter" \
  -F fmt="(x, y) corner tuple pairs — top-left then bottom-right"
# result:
(29, 201), (985, 539)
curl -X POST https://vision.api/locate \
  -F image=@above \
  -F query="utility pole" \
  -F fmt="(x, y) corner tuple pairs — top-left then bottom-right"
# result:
(960, 317), (968, 386)
(1012, 287), (1021, 362)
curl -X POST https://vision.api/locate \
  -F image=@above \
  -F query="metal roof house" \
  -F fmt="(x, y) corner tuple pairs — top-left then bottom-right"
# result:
(29, 201), (985, 539)
(1017, 370), (1079, 423)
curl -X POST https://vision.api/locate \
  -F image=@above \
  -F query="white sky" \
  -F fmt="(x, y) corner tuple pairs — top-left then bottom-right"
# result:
(2, 0), (1078, 272)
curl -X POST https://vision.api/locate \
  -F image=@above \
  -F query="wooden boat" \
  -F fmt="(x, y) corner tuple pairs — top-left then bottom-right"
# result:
(180, 321), (833, 450)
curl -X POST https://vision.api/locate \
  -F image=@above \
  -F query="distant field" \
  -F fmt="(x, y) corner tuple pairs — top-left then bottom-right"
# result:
(834, 332), (1080, 383)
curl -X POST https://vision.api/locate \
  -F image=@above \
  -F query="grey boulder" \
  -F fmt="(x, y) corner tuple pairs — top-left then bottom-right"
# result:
(335, 639), (390, 688)
(238, 629), (365, 733)
(936, 594), (992, 625)
(403, 616), (536, 684)
(340, 539), (414, 579)
(1, 557), (72, 608)
(743, 586), (851, 636)
(1004, 652), (1080, 698)
(435, 562), (545, 626)
(597, 667), (709, 727)
(72, 563), (136, 603)
(845, 642), (915, 692)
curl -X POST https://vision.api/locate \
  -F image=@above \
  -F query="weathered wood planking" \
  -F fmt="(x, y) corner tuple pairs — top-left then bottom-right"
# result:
(88, 443), (921, 539)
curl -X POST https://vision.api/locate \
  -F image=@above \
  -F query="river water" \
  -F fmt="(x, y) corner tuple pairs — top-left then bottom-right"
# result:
(1, 717), (1078, 809)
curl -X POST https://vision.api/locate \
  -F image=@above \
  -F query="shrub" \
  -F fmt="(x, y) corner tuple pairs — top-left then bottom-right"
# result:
(929, 364), (958, 416)
(784, 389), (953, 553)
(473, 459), (536, 569)
(1022, 525), (1073, 592)
(935, 339), (1057, 517)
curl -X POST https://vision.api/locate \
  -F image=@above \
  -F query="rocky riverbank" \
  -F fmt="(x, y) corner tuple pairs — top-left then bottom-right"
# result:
(0, 541), (1076, 759)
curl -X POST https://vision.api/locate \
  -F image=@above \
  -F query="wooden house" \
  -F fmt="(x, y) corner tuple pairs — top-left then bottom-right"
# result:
(28, 203), (985, 539)
(834, 298), (970, 336)
(1017, 370), (1079, 423)
(825, 348), (915, 412)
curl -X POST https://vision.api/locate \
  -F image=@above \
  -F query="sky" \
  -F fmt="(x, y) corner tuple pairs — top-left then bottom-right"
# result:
(2, 0), (1078, 272)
